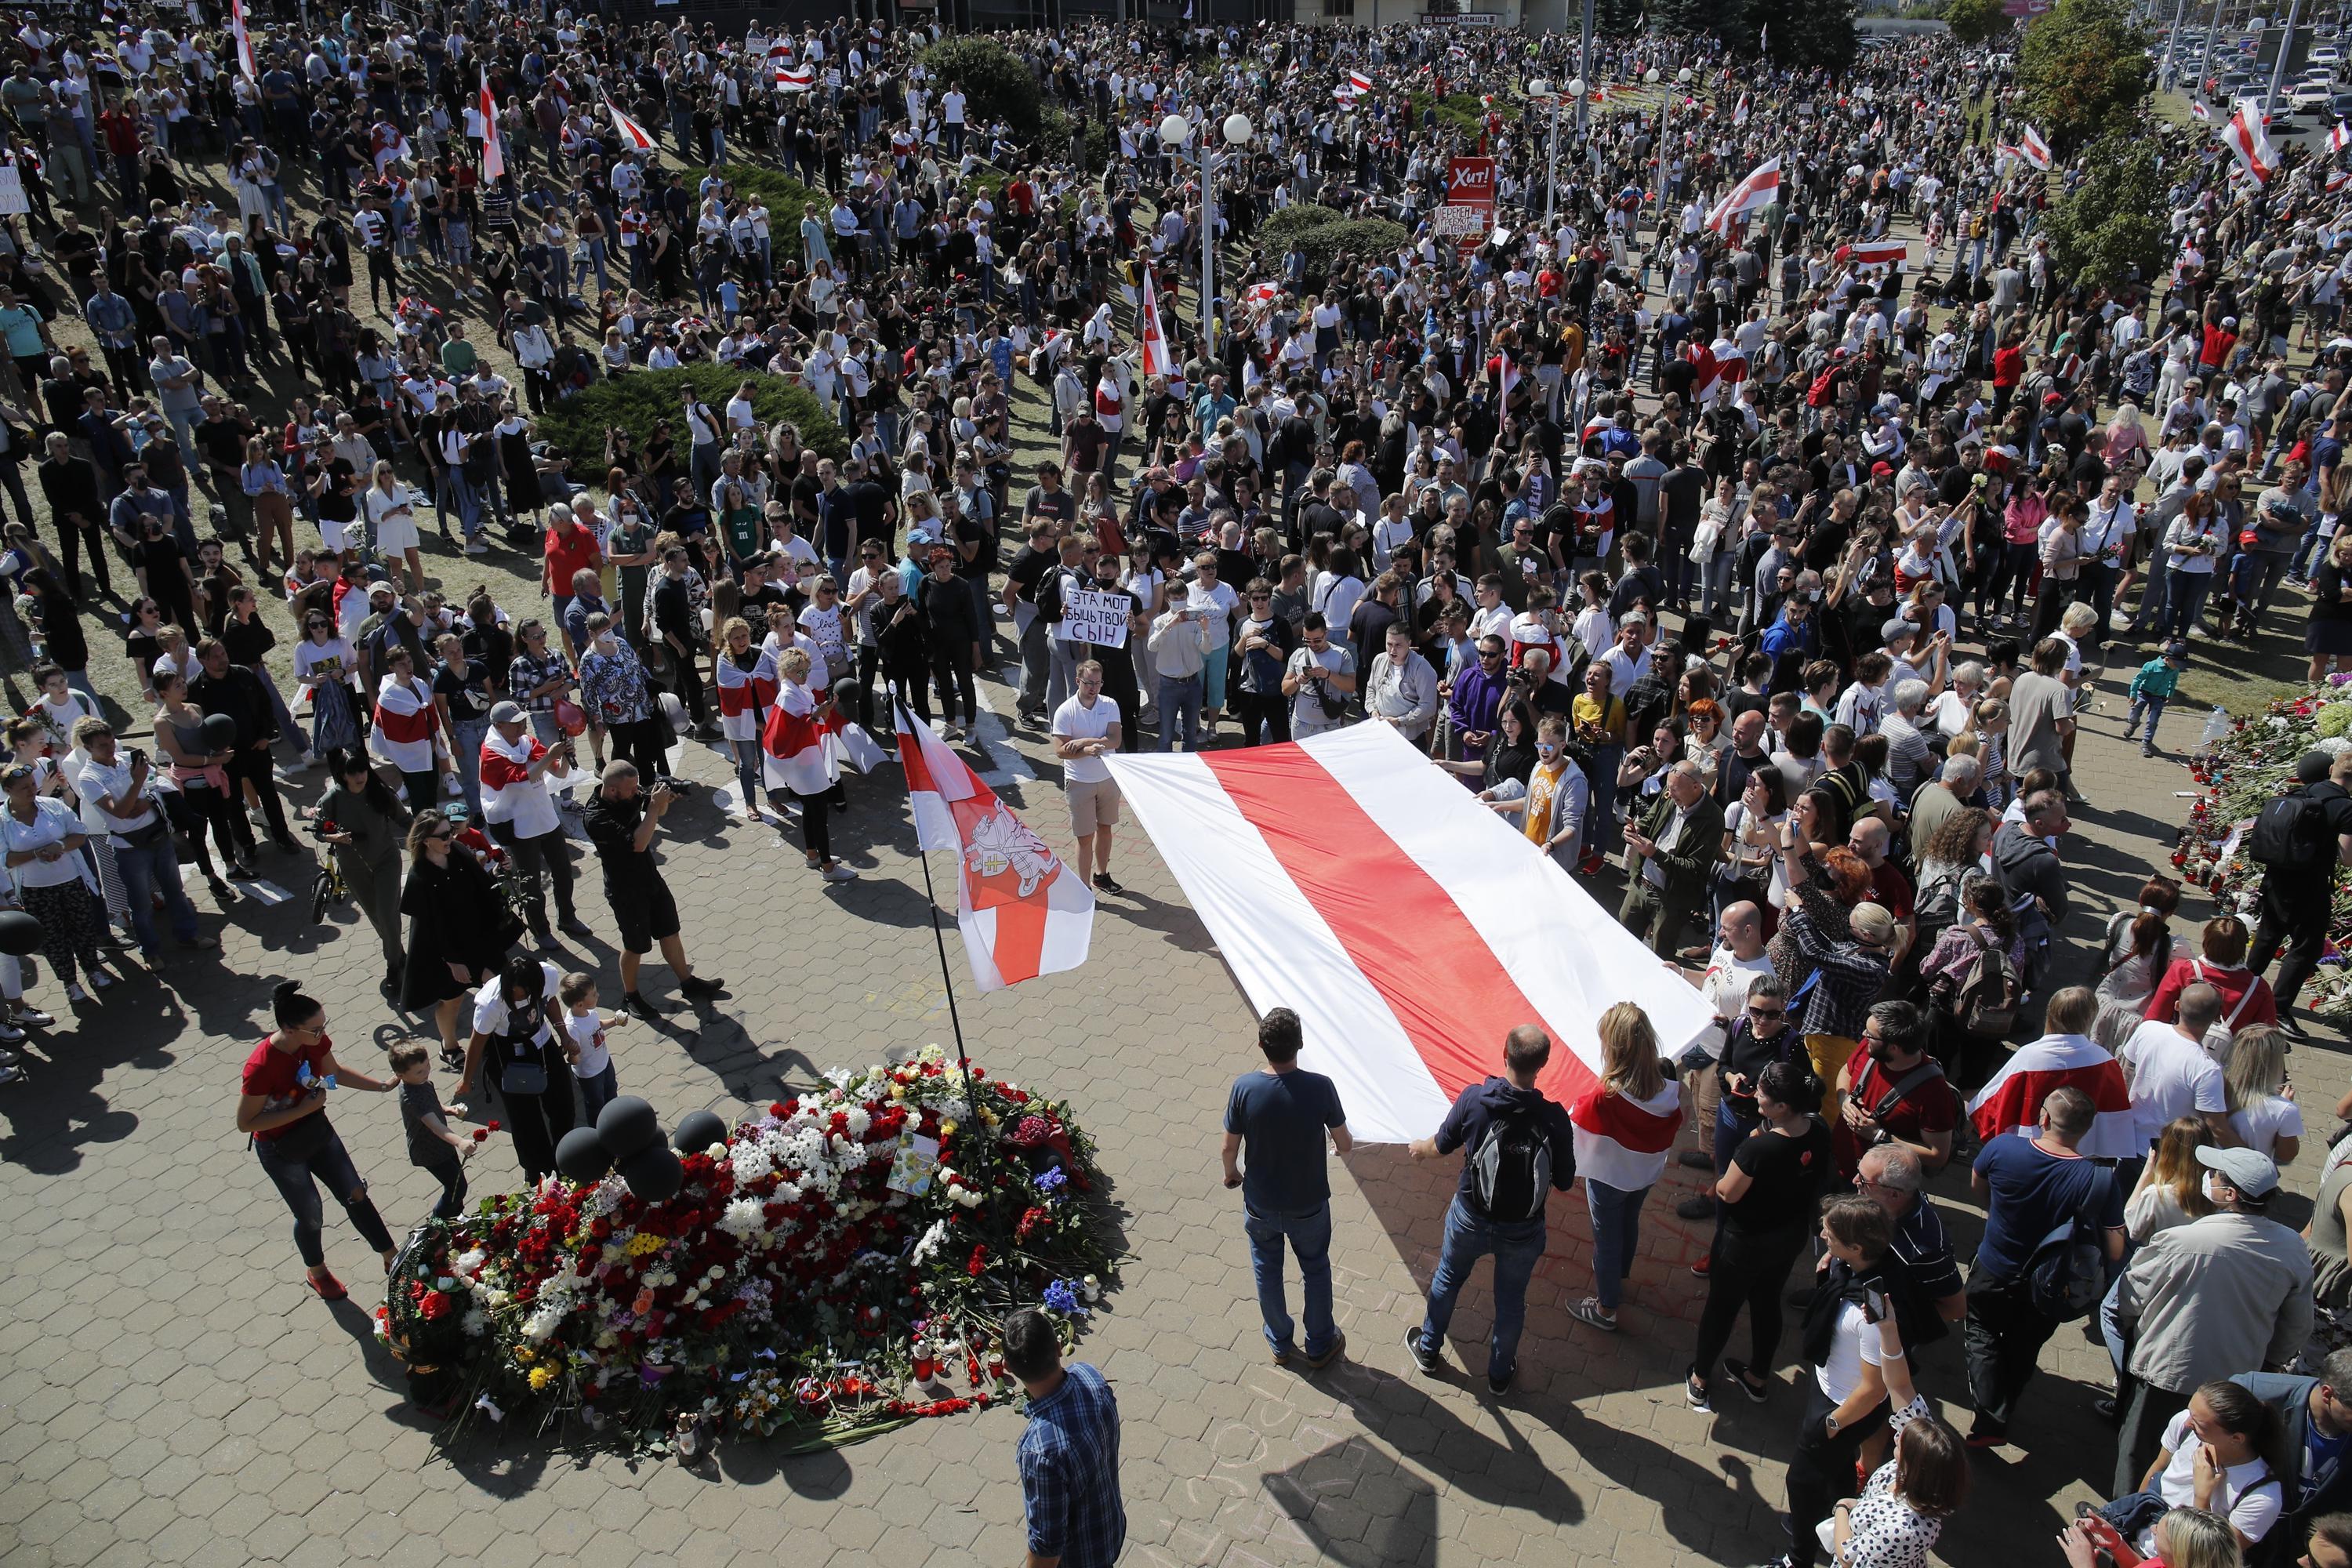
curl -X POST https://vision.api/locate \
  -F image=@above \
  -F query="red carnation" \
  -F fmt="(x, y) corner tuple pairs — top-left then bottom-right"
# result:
(487, 1120), (503, 1133)
(966, 1244), (989, 1278)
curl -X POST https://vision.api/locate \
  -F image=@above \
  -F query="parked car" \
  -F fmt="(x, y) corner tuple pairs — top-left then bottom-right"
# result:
(2291, 82), (2332, 109)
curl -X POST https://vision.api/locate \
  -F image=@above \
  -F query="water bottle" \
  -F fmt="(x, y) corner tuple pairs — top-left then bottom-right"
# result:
(2200, 705), (2231, 752)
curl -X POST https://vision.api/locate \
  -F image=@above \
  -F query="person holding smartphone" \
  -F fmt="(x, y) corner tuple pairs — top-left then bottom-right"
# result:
(1778, 1194), (1900, 1568)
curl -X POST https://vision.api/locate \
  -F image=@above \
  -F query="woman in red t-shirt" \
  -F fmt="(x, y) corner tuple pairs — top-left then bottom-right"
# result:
(236, 980), (399, 1300)
(2142, 914), (2279, 1037)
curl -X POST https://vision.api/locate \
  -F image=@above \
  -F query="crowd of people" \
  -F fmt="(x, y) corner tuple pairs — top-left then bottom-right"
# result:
(0, 0), (2347, 1562)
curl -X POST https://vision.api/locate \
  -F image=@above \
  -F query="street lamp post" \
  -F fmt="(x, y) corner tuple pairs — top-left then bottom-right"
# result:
(1160, 111), (1253, 362)
(1530, 78), (1562, 225)
(1648, 66), (1694, 252)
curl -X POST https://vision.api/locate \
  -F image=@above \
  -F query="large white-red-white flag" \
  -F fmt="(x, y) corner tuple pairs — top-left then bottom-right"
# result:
(1705, 155), (1781, 236)
(608, 100), (658, 154)
(896, 702), (1094, 993)
(775, 63), (814, 93)
(478, 71), (506, 182)
(229, 0), (258, 83)
(1105, 724), (1713, 1142)
(2225, 100), (2279, 182)
(1138, 263), (1176, 379)
(2018, 124), (2053, 170)
(1966, 1032), (2137, 1159)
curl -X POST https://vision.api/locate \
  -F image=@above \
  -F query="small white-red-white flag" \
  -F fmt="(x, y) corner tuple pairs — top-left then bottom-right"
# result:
(1138, 263), (1175, 379)
(895, 698), (1093, 993)
(1835, 238), (1908, 266)
(229, 0), (258, 83)
(1349, 70), (1374, 94)
(607, 100), (658, 154)
(1732, 91), (1750, 125)
(1243, 280), (1282, 307)
(2332, 119), (2350, 153)
(1689, 336), (1748, 405)
(1704, 154), (1781, 235)
(2224, 99), (2279, 182)
(775, 63), (813, 92)
(2018, 124), (2052, 169)
(479, 71), (505, 181)
(1486, 346), (1520, 401)
(2190, 99), (2212, 122)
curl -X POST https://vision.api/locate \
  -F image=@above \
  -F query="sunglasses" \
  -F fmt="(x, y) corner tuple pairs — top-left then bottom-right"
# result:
(1748, 1004), (1785, 1019)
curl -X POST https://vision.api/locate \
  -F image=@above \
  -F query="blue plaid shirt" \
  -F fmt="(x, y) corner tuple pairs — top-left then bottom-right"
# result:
(1018, 1363), (1123, 1568)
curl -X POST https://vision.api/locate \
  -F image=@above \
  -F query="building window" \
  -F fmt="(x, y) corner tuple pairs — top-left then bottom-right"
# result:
(1326, 0), (1353, 15)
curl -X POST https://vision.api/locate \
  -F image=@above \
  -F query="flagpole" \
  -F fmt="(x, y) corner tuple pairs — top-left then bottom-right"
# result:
(885, 681), (985, 1132)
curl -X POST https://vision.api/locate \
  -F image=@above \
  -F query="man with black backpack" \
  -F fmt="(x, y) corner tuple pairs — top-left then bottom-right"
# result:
(2112, 1145), (2315, 1497)
(2245, 750), (2352, 1039)
(1403, 1024), (1577, 1396)
(1962, 1085), (2128, 1452)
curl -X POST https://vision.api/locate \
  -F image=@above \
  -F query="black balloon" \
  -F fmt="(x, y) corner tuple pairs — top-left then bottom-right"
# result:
(595, 1095), (661, 1158)
(619, 1144), (684, 1203)
(670, 1109), (730, 1154)
(199, 713), (238, 750)
(0, 910), (41, 956)
(554, 1126), (613, 1183)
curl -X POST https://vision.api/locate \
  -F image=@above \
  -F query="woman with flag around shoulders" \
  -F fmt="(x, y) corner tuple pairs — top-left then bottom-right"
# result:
(763, 646), (857, 884)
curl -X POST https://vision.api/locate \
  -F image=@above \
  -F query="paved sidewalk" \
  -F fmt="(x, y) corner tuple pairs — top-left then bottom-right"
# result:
(0, 626), (2334, 1568)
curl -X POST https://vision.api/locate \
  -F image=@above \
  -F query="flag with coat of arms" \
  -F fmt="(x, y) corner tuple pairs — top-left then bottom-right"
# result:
(895, 700), (1094, 993)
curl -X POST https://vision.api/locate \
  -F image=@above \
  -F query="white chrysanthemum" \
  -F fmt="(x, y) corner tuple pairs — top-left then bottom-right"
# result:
(454, 1249), (487, 1276)
(730, 1146), (773, 1185)
(718, 1198), (764, 1240)
(2318, 736), (2352, 759)
(837, 1140), (871, 1171)
(912, 1219), (949, 1264)
(844, 1106), (872, 1138)
(461, 1309), (488, 1336)
(521, 1305), (566, 1342)
(589, 1177), (628, 1216)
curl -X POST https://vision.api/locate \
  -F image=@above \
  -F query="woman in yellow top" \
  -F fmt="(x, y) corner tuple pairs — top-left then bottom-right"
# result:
(1572, 662), (1632, 867)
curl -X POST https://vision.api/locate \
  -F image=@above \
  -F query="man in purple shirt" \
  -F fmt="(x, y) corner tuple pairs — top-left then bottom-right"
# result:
(1445, 633), (1511, 764)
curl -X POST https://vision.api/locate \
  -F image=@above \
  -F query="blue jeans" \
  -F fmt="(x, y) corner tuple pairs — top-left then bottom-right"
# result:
(113, 832), (200, 952)
(2165, 573), (2214, 640)
(1244, 1201), (1337, 1359)
(1156, 672), (1202, 752)
(1416, 1194), (1547, 1381)
(1585, 1178), (1652, 1312)
(2125, 694), (2167, 746)
(577, 1062), (618, 1122)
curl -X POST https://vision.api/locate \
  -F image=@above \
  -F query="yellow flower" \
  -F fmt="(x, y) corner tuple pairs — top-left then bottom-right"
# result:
(528, 1365), (555, 1393)
(979, 1108), (1000, 1128)
(940, 1120), (959, 1138)
(514, 1348), (535, 1366)
(626, 1232), (664, 1258)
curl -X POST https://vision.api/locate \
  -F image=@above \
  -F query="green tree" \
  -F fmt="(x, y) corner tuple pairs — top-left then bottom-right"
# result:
(2016, 0), (2151, 154)
(920, 37), (1043, 139)
(1945, 0), (2013, 45)
(2039, 129), (2169, 293)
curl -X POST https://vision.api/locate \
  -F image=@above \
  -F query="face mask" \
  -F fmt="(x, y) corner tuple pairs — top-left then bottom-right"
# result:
(2202, 1171), (2227, 1207)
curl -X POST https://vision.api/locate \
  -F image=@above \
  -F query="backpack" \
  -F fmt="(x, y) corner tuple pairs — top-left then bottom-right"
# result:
(2189, 959), (2259, 1058)
(1939, 927), (2021, 1039)
(2024, 1166), (2114, 1322)
(2248, 789), (2323, 868)
(1469, 1097), (1553, 1223)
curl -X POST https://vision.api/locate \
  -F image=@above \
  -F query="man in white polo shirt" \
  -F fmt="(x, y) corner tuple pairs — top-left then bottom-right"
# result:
(1052, 660), (1123, 895)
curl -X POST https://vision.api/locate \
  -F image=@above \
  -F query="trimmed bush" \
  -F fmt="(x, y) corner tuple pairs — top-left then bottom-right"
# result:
(921, 37), (1043, 139)
(536, 365), (848, 474)
(1040, 106), (1115, 172)
(1259, 207), (1406, 285)
(681, 163), (821, 220)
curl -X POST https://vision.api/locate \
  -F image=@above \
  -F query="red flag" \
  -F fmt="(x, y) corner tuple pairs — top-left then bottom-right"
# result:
(895, 702), (1094, 992)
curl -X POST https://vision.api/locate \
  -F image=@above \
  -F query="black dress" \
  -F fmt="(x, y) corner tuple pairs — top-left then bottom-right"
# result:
(397, 851), (519, 1011)
(2309, 561), (2352, 657)
(498, 423), (543, 514)
(482, 1019), (576, 1185)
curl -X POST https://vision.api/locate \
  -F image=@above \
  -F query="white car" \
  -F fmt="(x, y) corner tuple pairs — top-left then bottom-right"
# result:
(2292, 82), (2333, 109)
(2314, 45), (2344, 65)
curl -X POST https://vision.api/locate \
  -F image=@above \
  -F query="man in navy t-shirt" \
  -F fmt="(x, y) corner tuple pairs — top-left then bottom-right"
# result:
(1221, 1007), (1351, 1370)
(1403, 1024), (1577, 1395)
(1963, 1085), (2127, 1448)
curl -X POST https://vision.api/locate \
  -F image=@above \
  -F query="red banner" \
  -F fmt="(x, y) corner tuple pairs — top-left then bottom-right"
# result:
(1439, 155), (1496, 252)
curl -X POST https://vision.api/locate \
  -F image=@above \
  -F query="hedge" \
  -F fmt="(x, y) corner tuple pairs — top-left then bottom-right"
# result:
(1408, 91), (1517, 135)
(681, 163), (822, 218)
(921, 37), (1043, 139)
(536, 365), (848, 474)
(1039, 106), (1114, 173)
(1257, 205), (1406, 284)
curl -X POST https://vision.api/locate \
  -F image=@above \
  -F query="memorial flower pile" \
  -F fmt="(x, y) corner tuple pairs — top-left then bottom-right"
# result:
(2174, 685), (2352, 1022)
(377, 1047), (1116, 1451)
